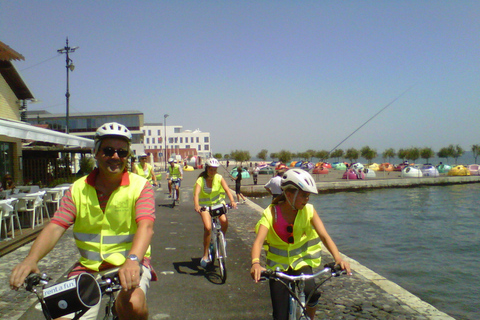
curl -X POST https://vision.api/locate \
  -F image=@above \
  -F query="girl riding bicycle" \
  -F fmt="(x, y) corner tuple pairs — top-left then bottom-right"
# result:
(250, 169), (351, 320)
(193, 158), (237, 268)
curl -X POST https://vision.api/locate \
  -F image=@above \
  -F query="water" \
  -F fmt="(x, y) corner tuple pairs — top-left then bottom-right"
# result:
(252, 184), (479, 320)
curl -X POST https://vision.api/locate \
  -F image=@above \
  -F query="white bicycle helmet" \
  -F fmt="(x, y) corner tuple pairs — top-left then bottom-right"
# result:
(94, 122), (132, 154)
(95, 122), (132, 141)
(206, 158), (220, 168)
(168, 158), (174, 163)
(281, 168), (318, 194)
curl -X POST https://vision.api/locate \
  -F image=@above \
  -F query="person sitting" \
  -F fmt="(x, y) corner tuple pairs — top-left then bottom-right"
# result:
(2, 174), (16, 191)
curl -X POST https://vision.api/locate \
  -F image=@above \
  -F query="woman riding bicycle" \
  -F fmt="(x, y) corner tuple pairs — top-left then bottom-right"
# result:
(132, 153), (158, 186)
(193, 158), (237, 268)
(250, 169), (351, 320)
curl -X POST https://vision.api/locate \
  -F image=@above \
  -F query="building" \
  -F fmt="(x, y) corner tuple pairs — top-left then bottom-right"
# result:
(1, 40), (93, 186)
(27, 110), (144, 155)
(142, 123), (211, 164)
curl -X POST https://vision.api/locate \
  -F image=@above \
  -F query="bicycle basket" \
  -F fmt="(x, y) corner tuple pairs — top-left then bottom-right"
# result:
(209, 204), (227, 217)
(43, 273), (101, 319)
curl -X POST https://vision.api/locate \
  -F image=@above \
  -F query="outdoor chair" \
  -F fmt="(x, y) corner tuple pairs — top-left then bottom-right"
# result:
(0, 199), (22, 239)
(16, 192), (49, 229)
(44, 189), (62, 215)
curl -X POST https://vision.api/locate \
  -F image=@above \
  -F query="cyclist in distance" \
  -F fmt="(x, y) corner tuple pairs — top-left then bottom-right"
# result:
(10, 122), (156, 320)
(250, 169), (351, 320)
(166, 158), (183, 199)
(193, 158), (237, 268)
(132, 153), (158, 186)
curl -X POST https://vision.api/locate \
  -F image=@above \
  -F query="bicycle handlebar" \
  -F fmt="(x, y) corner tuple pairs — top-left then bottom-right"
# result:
(200, 204), (232, 217)
(260, 263), (346, 282)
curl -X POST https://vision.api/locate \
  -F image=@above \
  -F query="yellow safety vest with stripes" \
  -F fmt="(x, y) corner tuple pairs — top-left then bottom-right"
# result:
(168, 164), (181, 179)
(135, 163), (153, 180)
(256, 204), (322, 271)
(71, 173), (151, 271)
(194, 174), (225, 206)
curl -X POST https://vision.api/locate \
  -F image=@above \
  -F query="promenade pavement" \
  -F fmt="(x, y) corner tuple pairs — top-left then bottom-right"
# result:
(0, 166), (461, 319)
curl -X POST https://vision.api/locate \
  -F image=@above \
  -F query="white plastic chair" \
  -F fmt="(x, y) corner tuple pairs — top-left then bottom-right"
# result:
(16, 193), (48, 229)
(44, 190), (62, 214)
(0, 199), (22, 239)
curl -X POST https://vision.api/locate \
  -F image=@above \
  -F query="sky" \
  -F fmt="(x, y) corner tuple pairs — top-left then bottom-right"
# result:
(2, 1), (480, 156)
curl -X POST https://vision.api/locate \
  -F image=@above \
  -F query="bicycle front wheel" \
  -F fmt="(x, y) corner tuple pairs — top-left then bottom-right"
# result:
(216, 231), (227, 283)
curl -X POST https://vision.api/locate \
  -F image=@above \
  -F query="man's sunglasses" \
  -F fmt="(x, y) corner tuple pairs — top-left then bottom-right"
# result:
(287, 224), (294, 244)
(102, 147), (129, 158)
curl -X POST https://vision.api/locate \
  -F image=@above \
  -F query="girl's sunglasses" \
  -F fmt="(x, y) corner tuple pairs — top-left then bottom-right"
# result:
(287, 224), (294, 244)
(102, 147), (129, 158)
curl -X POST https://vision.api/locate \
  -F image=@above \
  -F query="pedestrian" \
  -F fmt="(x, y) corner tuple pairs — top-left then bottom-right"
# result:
(10, 122), (156, 320)
(193, 158), (237, 268)
(250, 169), (351, 320)
(230, 167), (247, 203)
(252, 163), (260, 185)
(226, 160), (229, 168)
(264, 169), (284, 200)
(2, 174), (15, 191)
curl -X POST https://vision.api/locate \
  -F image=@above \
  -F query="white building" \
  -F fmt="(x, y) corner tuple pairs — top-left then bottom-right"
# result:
(142, 123), (211, 163)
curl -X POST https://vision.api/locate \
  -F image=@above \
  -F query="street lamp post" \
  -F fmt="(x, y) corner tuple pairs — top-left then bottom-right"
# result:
(164, 114), (169, 171)
(57, 37), (79, 134)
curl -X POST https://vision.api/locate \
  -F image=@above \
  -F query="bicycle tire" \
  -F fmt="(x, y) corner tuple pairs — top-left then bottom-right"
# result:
(216, 231), (227, 283)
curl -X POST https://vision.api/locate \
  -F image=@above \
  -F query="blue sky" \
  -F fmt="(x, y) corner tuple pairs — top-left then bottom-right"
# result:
(2, 1), (479, 156)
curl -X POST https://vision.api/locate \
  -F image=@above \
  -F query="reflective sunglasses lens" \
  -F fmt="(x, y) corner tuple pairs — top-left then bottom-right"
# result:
(103, 147), (115, 157)
(117, 150), (128, 158)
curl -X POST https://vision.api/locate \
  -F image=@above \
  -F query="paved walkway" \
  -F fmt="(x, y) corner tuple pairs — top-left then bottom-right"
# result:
(0, 167), (461, 319)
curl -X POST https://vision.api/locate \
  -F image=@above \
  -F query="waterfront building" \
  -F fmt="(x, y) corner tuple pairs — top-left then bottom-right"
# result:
(27, 110), (144, 156)
(142, 123), (211, 164)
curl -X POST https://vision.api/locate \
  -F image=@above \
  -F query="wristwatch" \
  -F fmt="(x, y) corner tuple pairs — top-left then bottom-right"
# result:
(127, 254), (139, 262)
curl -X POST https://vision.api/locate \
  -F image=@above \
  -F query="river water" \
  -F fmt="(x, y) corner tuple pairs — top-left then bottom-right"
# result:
(251, 184), (479, 320)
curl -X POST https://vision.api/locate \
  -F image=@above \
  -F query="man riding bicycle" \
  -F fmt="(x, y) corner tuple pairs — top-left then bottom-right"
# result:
(10, 122), (156, 320)
(166, 158), (183, 200)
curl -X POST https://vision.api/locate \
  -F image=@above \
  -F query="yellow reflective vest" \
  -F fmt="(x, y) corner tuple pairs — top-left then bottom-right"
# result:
(71, 173), (151, 270)
(194, 174), (225, 206)
(256, 204), (322, 271)
(168, 164), (181, 179)
(134, 163), (153, 180)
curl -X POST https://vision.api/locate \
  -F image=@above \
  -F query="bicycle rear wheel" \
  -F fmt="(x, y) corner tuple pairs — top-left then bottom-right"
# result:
(216, 231), (227, 283)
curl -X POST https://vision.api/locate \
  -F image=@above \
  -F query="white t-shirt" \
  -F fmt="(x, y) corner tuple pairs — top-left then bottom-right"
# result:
(264, 176), (282, 195)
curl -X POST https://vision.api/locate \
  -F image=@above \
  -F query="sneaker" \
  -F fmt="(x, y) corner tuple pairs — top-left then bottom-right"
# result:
(200, 257), (210, 268)
(168, 194), (172, 198)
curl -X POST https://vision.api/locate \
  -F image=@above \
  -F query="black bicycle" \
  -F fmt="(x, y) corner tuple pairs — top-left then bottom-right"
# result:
(170, 177), (181, 207)
(24, 268), (123, 320)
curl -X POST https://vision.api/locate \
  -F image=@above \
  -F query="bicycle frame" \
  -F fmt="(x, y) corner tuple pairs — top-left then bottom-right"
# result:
(262, 264), (345, 320)
(204, 204), (228, 283)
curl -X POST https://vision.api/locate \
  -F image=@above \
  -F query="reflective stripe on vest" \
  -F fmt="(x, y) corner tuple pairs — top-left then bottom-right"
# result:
(72, 172), (150, 270)
(195, 174), (225, 206)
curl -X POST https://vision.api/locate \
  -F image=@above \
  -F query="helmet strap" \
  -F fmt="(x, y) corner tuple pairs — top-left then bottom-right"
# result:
(285, 189), (299, 211)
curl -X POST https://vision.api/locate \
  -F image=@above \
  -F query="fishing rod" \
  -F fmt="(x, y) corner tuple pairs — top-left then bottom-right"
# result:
(328, 83), (417, 155)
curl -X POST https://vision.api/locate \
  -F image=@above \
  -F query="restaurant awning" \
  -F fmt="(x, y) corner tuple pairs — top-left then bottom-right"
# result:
(0, 118), (94, 148)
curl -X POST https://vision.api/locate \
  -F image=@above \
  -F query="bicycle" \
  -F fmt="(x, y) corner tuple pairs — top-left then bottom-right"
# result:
(201, 203), (229, 283)
(260, 263), (346, 320)
(24, 268), (123, 320)
(169, 177), (180, 207)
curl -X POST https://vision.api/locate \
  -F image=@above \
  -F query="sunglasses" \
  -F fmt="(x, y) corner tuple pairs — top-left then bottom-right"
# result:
(102, 147), (129, 158)
(286, 224), (294, 244)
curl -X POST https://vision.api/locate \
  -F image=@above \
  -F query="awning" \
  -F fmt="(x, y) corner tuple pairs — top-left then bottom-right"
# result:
(0, 118), (94, 148)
